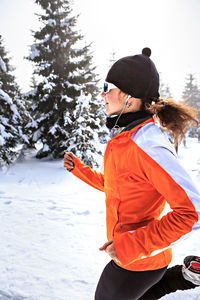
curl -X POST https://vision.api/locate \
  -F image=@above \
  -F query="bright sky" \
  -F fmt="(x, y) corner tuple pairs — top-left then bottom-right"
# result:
(0, 0), (200, 99)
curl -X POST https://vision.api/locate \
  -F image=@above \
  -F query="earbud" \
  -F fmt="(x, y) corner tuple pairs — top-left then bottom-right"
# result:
(126, 95), (131, 108)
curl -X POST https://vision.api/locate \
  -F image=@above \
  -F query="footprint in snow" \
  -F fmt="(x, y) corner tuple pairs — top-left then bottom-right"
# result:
(0, 196), (13, 200)
(73, 210), (90, 216)
(48, 206), (57, 210)
(4, 201), (12, 205)
(0, 290), (28, 300)
(18, 178), (25, 183)
(47, 199), (56, 204)
(74, 279), (88, 285)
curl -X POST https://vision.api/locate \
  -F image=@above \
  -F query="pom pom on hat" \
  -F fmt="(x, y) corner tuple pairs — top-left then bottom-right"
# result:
(142, 47), (151, 57)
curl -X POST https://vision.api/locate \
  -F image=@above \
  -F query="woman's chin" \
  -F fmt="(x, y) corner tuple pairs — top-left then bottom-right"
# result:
(105, 109), (111, 116)
(106, 109), (118, 116)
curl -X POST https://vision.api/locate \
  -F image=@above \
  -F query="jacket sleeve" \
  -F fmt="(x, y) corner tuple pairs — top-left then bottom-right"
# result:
(70, 157), (104, 192)
(113, 143), (200, 266)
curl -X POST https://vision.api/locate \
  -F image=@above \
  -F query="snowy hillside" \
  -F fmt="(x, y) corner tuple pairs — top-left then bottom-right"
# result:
(0, 138), (200, 299)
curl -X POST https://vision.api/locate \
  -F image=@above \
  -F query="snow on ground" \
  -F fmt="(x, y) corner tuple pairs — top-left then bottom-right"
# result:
(0, 138), (200, 299)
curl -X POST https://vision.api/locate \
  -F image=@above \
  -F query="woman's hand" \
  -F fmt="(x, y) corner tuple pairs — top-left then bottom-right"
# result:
(99, 240), (121, 264)
(64, 152), (76, 170)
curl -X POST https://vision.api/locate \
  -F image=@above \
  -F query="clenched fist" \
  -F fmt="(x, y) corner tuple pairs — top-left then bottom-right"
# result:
(99, 240), (121, 264)
(64, 152), (76, 171)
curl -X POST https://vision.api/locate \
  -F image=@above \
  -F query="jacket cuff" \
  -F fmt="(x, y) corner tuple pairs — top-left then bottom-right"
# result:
(67, 162), (75, 172)
(70, 157), (83, 173)
(66, 157), (81, 172)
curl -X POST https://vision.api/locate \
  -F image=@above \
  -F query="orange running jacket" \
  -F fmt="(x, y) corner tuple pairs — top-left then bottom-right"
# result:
(70, 117), (200, 271)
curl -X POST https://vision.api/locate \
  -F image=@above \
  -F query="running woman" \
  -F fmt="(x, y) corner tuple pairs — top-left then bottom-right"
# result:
(64, 48), (200, 299)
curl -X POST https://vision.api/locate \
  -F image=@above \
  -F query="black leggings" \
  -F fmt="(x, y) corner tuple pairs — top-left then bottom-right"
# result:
(95, 260), (197, 300)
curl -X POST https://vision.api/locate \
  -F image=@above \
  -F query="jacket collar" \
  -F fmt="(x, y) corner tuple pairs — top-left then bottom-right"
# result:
(122, 116), (152, 132)
(109, 116), (154, 143)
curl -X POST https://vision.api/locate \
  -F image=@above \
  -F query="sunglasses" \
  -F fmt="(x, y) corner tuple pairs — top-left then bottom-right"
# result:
(103, 82), (118, 94)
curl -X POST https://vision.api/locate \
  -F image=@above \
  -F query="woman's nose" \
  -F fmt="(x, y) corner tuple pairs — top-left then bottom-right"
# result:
(101, 91), (106, 98)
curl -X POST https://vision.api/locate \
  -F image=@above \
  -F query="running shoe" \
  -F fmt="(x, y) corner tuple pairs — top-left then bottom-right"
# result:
(182, 255), (200, 285)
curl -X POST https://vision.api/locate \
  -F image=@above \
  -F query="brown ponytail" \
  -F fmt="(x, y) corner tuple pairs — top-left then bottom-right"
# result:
(143, 98), (199, 145)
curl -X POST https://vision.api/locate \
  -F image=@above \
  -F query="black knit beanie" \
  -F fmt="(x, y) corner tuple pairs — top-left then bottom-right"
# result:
(105, 48), (160, 99)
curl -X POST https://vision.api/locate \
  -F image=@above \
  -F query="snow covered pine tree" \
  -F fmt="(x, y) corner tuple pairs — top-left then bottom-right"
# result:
(159, 74), (172, 99)
(0, 35), (29, 165)
(183, 74), (200, 112)
(182, 74), (200, 138)
(67, 46), (109, 167)
(26, 0), (105, 166)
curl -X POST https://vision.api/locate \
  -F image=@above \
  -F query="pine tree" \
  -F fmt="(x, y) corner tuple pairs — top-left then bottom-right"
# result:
(30, 74), (38, 90)
(0, 35), (20, 99)
(182, 74), (200, 112)
(182, 74), (200, 137)
(24, 75), (38, 115)
(108, 50), (116, 69)
(0, 35), (29, 165)
(164, 85), (172, 98)
(73, 44), (108, 146)
(68, 94), (100, 167)
(26, 0), (105, 165)
(0, 35), (29, 124)
(159, 74), (172, 98)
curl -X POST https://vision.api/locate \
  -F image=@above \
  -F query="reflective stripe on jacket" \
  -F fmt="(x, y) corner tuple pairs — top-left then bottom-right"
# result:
(71, 117), (200, 271)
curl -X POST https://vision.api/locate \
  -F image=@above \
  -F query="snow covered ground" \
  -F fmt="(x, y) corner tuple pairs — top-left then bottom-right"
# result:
(0, 138), (200, 300)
